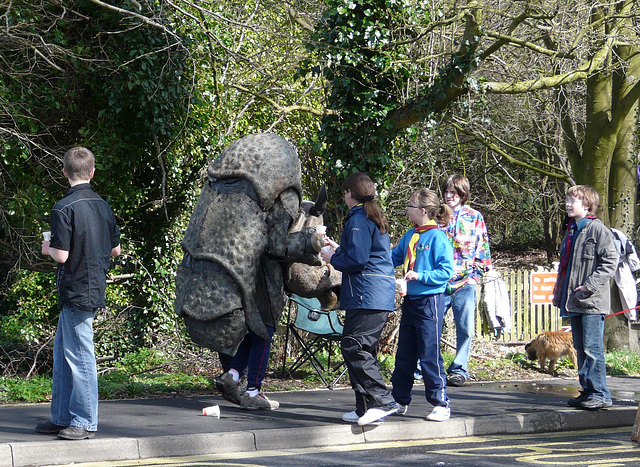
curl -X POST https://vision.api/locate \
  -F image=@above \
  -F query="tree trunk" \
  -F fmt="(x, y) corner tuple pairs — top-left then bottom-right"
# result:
(605, 282), (639, 352)
(608, 43), (640, 235)
(579, 57), (613, 223)
(569, 8), (640, 349)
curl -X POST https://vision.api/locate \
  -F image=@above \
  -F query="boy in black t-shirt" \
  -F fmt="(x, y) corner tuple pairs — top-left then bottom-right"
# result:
(36, 147), (121, 440)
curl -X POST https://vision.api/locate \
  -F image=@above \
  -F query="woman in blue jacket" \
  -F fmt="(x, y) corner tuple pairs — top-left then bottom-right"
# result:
(320, 172), (397, 426)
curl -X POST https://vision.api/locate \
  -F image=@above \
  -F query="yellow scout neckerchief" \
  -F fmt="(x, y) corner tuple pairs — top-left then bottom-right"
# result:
(403, 219), (438, 275)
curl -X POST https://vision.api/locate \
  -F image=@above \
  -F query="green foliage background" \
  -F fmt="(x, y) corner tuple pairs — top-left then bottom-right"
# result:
(2, 0), (636, 381)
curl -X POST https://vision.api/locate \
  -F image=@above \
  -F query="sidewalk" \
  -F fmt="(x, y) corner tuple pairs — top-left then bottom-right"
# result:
(1, 376), (638, 467)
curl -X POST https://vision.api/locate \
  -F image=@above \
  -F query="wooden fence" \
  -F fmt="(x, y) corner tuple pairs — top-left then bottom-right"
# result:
(474, 269), (562, 344)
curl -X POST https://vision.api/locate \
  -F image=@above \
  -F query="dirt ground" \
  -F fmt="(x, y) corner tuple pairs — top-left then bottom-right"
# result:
(264, 338), (575, 393)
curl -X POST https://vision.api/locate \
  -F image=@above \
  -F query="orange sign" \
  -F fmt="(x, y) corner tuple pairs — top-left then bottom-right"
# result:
(530, 272), (557, 304)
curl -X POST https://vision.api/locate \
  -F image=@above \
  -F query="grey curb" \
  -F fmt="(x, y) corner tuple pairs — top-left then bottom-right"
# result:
(2, 407), (635, 467)
(6, 438), (139, 467)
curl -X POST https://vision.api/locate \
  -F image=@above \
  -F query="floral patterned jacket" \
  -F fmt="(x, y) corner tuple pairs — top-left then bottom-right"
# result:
(440, 205), (492, 292)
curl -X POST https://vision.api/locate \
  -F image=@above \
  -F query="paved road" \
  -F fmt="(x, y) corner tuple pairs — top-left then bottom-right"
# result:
(45, 427), (640, 467)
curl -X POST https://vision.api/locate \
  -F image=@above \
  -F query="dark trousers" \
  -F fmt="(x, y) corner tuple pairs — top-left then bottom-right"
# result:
(341, 308), (394, 415)
(218, 352), (234, 373)
(392, 294), (449, 408)
(230, 326), (275, 391)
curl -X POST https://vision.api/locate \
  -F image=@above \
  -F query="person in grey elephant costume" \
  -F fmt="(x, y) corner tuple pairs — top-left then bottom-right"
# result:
(175, 133), (341, 410)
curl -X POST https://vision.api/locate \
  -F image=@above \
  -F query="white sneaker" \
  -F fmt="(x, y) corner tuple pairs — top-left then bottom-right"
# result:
(357, 405), (398, 426)
(427, 406), (450, 421)
(343, 410), (384, 424)
(394, 403), (408, 415)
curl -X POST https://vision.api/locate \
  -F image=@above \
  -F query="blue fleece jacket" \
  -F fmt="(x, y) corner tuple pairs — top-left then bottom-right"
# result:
(330, 205), (395, 311)
(391, 227), (454, 296)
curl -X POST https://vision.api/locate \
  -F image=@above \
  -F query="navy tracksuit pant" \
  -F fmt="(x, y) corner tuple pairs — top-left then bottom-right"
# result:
(230, 326), (275, 391)
(391, 293), (449, 408)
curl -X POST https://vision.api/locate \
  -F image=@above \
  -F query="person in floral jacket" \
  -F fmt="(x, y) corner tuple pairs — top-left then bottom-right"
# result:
(440, 174), (492, 386)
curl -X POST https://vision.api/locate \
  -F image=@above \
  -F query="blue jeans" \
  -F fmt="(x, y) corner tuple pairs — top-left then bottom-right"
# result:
(570, 314), (611, 403)
(392, 294), (449, 408)
(444, 282), (476, 378)
(230, 326), (275, 390)
(50, 305), (98, 431)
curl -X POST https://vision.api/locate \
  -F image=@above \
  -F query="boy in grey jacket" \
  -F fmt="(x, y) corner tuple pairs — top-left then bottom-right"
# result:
(552, 185), (618, 410)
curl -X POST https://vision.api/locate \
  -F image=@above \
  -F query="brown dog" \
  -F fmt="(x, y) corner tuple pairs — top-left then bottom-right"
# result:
(525, 331), (578, 373)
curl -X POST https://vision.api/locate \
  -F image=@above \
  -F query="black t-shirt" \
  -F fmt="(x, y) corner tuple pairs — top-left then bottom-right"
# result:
(49, 183), (120, 311)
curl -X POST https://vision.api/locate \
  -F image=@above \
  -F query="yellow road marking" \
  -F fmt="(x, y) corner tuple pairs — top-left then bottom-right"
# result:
(421, 429), (640, 466)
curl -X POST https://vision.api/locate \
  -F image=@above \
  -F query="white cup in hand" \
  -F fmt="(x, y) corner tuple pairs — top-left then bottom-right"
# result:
(396, 279), (407, 296)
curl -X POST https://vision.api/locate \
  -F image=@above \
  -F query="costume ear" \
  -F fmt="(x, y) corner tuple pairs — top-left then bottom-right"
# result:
(309, 185), (327, 217)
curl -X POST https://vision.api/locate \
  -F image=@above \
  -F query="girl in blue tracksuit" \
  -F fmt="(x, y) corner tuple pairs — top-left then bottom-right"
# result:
(390, 189), (454, 422)
(320, 172), (397, 426)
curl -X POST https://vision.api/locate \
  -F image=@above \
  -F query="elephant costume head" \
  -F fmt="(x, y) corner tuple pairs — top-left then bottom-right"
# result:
(175, 133), (341, 352)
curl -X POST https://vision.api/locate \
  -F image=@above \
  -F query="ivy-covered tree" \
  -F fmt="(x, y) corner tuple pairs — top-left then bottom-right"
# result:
(305, 0), (414, 180)
(1, 0), (332, 359)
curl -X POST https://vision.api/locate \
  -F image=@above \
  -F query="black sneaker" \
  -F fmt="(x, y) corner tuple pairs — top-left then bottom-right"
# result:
(35, 421), (68, 434)
(567, 391), (589, 408)
(58, 426), (95, 440)
(447, 373), (467, 387)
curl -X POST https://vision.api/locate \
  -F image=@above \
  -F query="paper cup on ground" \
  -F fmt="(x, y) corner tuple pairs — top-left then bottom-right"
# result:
(42, 231), (51, 242)
(202, 405), (220, 418)
(396, 279), (407, 296)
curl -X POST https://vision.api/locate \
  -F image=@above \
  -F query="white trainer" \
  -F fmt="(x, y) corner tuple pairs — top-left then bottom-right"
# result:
(427, 406), (450, 421)
(357, 405), (398, 426)
(343, 410), (384, 424)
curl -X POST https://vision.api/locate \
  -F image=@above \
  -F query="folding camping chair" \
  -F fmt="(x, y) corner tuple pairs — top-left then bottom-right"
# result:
(281, 294), (348, 389)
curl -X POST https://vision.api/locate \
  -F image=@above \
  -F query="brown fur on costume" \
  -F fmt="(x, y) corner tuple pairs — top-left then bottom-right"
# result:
(524, 331), (577, 373)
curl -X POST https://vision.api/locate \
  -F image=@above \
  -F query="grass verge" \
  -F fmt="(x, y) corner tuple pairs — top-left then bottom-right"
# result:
(1, 348), (639, 404)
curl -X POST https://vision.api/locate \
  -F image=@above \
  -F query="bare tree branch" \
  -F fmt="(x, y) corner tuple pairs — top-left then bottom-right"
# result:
(88, 0), (175, 35)
(450, 120), (573, 183)
(228, 83), (337, 117)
